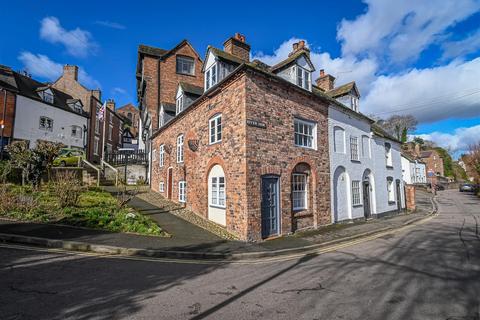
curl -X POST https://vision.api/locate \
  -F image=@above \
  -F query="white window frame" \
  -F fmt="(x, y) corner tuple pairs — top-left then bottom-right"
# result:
(294, 118), (317, 149)
(352, 180), (362, 206)
(71, 125), (82, 138)
(159, 145), (165, 167)
(385, 143), (393, 167)
(41, 90), (54, 104)
(159, 182), (165, 193)
(95, 116), (100, 135)
(295, 66), (311, 91)
(209, 114), (222, 144)
(292, 173), (308, 210)
(176, 56), (195, 75)
(176, 94), (184, 114)
(205, 63), (218, 90)
(210, 176), (226, 208)
(94, 137), (100, 155)
(39, 116), (53, 131)
(387, 178), (395, 202)
(177, 134), (184, 163)
(350, 136), (359, 161)
(108, 124), (113, 141)
(178, 181), (186, 203)
(152, 149), (156, 162)
(361, 135), (370, 158)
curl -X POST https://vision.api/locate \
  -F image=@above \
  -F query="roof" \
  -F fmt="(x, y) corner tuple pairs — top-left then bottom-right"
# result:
(117, 103), (138, 112)
(0, 65), (18, 92)
(13, 72), (88, 117)
(371, 123), (401, 143)
(205, 46), (245, 67)
(270, 49), (313, 72)
(179, 82), (203, 96)
(327, 81), (360, 98)
(420, 151), (434, 158)
(138, 44), (168, 58)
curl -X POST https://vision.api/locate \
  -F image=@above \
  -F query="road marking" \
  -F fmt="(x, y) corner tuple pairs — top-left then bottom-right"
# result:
(0, 213), (438, 265)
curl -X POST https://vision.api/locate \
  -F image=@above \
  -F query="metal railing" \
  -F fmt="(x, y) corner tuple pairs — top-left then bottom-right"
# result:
(105, 150), (148, 166)
(82, 159), (100, 187)
(101, 159), (119, 186)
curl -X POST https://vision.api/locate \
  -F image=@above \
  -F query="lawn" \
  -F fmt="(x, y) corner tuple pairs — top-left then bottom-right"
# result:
(0, 184), (167, 237)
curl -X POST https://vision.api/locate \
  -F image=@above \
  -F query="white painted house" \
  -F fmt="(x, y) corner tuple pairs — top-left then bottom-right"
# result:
(324, 77), (405, 222)
(401, 154), (427, 184)
(12, 72), (88, 149)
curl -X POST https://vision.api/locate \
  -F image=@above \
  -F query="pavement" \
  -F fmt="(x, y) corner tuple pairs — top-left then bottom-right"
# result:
(0, 188), (435, 260)
(0, 189), (478, 319)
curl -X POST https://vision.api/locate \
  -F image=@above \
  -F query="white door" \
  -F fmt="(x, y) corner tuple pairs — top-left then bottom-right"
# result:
(208, 164), (226, 226)
(334, 166), (350, 222)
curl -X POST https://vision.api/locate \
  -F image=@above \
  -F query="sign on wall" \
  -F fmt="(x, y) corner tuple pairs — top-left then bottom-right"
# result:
(246, 119), (267, 129)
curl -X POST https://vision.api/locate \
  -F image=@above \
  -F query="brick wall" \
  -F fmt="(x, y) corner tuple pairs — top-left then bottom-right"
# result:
(405, 184), (416, 211)
(0, 89), (16, 139)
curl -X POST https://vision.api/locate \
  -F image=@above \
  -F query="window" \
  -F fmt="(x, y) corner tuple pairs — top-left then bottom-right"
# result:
(109, 112), (113, 124)
(178, 181), (186, 202)
(351, 96), (359, 111)
(385, 143), (393, 167)
(71, 125), (82, 138)
(352, 180), (362, 206)
(39, 116), (53, 131)
(361, 135), (370, 158)
(118, 128), (123, 143)
(176, 56), (195, 75)
(159, 145), (164, 167)
(108, 125), (113, 141)
(95, 117), (100, 135)
(350, 136), (359, 161)
(152, 149), (156, 162)
(94, 137), (99, 155)
(127, 112), (132, 120)
(205, 63), (218, 90)
(106, 143), (112, 154)
(294, 118), (316, 149)
(209, 114), (222, 144)
(296, 66), (311, 90)
(159, 182), (165, 193)
(210, 176), (226, 207)
(177, 134), (184, 163)
(333, 126), (345, 153)
(387, 178), (395, 202)
(41, 90), (54, 103)
(176, 95), (184, 114)
(292, 173), (308, 210)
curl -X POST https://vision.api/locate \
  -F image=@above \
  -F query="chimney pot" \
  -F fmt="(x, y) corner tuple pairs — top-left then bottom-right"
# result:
(223, 33), (251, 62)
(320, 69), (325, 77)
(63, 65), (79, 81)
(315, 70), (336, 91)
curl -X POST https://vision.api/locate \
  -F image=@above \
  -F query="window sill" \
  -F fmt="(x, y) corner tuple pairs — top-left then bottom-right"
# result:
(293, 210), (312, 218)
(176, 72), (196, 77)
(209, 204), (226, 210)
(386, 165), (394, 169)
(353, 204), (363, 208)
(388, 201), (396, 205)
(351, 159), (361, 163)
(209, 140), (222, 146)
(294, 145), (317, 151)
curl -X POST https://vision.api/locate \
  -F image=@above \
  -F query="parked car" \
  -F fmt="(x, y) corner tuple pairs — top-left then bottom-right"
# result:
(53, 149), (85, 167)
(459, 183), (475, 192)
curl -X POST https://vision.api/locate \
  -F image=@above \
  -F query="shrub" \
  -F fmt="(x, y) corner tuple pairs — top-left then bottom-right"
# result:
(52, 171), (85, 207)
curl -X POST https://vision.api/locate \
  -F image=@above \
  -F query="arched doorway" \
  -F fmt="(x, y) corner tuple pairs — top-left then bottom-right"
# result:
(362, 169), (376, 219)
(333, 166), (350, 222)
(207, 164), (226, 226)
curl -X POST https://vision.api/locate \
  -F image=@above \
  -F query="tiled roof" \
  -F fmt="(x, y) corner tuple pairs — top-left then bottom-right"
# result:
(208, 46), (245, 65)
(420, 151), (433, 158)
(270, 49), (310, 72)
(0, 65), (18, 92)
(326, 81), (357, 98)
(371, 123), (401, 143)
(138, 44), (168, 57)
(179, 82), (203, 96)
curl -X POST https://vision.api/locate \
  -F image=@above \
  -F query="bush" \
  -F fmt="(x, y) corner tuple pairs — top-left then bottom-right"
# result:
(52, 171), (86, 207)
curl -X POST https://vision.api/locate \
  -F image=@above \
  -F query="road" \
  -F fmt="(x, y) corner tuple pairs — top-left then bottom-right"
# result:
(1, 189), (479, 320)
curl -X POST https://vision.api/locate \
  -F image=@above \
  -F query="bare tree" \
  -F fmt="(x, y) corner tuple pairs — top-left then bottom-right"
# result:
(465, 143), (480, 183)
(377, 115), (418, 142)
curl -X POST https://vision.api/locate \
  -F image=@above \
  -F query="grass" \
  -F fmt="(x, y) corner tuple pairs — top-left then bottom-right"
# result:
(0, 184), (167, 237)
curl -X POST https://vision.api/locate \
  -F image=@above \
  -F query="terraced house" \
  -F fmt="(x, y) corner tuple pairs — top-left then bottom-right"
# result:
(150, 35), (336, 241)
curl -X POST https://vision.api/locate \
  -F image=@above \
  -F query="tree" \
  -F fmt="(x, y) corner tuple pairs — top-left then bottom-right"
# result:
(6, 141), (33, 186)
(465, 143), (480, 183)
(35, 140), (63, 181)
(377, 115), (418, 142)
(434, 147), (454, 178)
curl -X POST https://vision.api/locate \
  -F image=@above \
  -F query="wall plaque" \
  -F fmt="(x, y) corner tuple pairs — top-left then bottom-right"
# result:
(246, 119), (267, 129)
(188, 139), (199, 152)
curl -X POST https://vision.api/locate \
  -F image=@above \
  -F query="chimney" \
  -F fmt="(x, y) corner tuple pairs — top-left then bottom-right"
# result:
(223, 33), (250, 62)
(106, 99), (115, 111)
(63, 65), (78, 81)
(289, 40), (310, 57)
(91, 89), (101, 101)
(414, 143), (421, 156)
(316, 69), (336, 91)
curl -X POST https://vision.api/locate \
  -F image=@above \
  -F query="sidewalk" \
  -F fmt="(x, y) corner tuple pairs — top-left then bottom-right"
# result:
(0, 189), (435, 260)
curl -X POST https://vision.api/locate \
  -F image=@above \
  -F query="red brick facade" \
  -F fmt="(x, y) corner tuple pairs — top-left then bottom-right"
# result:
(0, 88), (16, 143)
(151, 68), (331, 241)
(138, 42), (204, 131)
(116, 103), (139, 137)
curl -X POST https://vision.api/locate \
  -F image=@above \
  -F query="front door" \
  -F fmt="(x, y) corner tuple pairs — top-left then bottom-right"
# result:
(396, 180), (402, 212)
(167, 167), (173, 199)
(363, 181), (371, 219)
(261, 176), (280, 238)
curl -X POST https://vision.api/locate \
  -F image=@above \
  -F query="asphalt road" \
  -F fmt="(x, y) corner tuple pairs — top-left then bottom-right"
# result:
(1, 189), (479, 320)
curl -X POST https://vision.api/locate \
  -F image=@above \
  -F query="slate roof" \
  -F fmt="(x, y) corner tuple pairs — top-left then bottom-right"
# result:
(327, 81), (359, 98)
(179, 82), (203, 96)
(207, 46), (245, 66)
(420, 151), (434, 158)
(0, 65), (18, 92)
(138, 44), (168, 58)
(371, 123), (401, 143)
(13, 72), (88, 117)
(270, 49), (313, 72)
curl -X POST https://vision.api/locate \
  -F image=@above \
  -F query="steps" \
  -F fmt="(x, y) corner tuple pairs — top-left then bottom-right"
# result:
(82, 165), (116, 186)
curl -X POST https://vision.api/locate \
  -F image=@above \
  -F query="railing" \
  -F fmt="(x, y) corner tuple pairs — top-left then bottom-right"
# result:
(101, 159), (119, 186)
(105, 150), (148, 166)
(82, 159), (100, 187)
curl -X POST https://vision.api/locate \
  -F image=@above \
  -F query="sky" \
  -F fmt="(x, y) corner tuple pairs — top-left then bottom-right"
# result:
(0, 0), (479, 156)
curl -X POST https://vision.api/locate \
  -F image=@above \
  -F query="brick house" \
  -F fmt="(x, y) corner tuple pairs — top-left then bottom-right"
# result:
(150, 35), (335, 241)
(52, 65), (124, 163)
(419, 150), (445, 177)
(136, 40), (204, 150)
(0, 65), (18, 154)
(116, 103), (139, 137)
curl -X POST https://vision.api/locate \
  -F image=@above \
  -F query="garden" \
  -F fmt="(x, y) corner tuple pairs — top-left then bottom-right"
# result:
(0, 141), (166, 237)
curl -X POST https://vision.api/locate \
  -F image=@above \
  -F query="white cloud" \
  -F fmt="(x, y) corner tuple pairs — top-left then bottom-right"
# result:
(40, 16), (97, 57)
(441, 28), (480, 60)
(94, 20), (126, 30)
(337, 0), (480, 64)
(18, 51), (100, 89)
(113, 87), (127, 94)
(417, 124), (480, 153)
(362, 58), (480, 122)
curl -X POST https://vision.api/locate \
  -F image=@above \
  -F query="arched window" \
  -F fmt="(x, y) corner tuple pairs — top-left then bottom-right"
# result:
(333, 126), (345, 153)
(208, 164), (226, 226)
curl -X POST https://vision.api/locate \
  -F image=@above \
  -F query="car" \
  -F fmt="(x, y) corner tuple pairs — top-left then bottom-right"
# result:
(459, 183), (475, 192)
(53, 149), (85, 167)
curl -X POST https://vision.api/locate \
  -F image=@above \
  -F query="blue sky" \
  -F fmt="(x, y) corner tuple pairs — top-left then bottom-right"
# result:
(1, 0), (479, 154)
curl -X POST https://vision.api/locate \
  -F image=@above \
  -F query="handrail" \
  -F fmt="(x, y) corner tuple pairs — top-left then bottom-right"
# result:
(82, 159), (100, 187)
(101, 159), (119, 186)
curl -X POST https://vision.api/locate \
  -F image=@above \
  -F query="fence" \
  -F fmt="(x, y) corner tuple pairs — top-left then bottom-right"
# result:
(104, 150), (148, 166)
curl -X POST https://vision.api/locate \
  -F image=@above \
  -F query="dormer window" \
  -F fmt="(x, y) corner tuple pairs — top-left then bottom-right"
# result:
(296, 66), (311, 91)
(176, 56), (195, 75)
(351, 96), (359, 111)
(176, 94), (184, 114)
(39, 89), (54, 104)
(205, 63), (218, 90)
